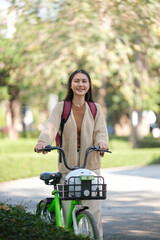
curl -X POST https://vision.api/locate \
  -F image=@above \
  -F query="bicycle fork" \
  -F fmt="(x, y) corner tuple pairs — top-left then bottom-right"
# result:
(66, 200), (86, 234)
(72, 205), (83, 234)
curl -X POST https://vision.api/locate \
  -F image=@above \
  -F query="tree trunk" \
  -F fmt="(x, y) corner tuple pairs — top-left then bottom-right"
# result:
(129, 108), (138, 148)
(129, 46), (149, 148)
(6, 87), (21, 140)
(114, 113), (131, 136)
(129, 108), (149, 148)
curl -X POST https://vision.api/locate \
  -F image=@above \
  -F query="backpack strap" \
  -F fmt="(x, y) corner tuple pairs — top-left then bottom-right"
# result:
(88, 102), (97, 120)
(61, 100), (72, 126)
(60, 100), (72, 145)
(57, 100), (72, 162)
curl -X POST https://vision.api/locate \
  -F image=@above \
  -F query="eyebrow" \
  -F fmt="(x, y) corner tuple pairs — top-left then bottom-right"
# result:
(73, 78), (88, 80)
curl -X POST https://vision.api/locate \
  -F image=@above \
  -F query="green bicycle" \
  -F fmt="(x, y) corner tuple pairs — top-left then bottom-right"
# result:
(36, 145), (111, 239)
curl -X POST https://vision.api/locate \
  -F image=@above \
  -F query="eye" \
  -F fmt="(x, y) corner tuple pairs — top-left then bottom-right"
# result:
(73, 79), (78, 83)
(83, 80), (88, 83)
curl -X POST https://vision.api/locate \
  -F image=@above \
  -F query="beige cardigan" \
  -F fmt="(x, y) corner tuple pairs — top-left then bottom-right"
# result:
(38, 101), (108, 173)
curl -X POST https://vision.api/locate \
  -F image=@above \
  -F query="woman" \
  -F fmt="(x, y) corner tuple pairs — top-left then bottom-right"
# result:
(35, 69), (109, 239)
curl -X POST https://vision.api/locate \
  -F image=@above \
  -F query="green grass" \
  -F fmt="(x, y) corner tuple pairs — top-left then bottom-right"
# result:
(0, 139), (58, 183)
(0, 137), (160, 183)
(102, 135), (160, 167)
(102, 148), (160, 168)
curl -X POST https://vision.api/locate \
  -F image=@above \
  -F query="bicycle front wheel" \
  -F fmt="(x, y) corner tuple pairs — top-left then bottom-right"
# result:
(76, 210), (99, 239)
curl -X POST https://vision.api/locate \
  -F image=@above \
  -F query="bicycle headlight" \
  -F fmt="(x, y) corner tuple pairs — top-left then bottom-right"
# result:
(83, 190), (90, 197)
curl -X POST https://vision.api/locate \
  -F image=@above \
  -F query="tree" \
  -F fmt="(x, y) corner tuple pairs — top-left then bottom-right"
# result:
(0, 0), (61, 138)
(0, 0), (159, 145)
(105, 0), (160, 146)
(45, 0), (160, 146)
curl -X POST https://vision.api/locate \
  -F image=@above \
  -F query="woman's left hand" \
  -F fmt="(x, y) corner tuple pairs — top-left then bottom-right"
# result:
(99, 142), (108, 157)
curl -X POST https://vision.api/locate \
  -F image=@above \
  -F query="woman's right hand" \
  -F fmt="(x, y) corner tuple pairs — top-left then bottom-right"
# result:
(35, 141), (48, 154)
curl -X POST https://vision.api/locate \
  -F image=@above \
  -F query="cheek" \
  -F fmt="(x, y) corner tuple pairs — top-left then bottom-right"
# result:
(86, 83), (90, 91)
(71, 82), (74, 89)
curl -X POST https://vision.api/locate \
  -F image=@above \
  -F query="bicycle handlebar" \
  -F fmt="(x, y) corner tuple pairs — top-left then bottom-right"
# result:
(35, 145), (112, 170)
(82, 146), (112, 169)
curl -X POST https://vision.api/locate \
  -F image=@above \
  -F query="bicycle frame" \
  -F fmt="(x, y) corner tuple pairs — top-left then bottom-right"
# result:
(48, 190), (62, 226)
(45, 189), (81, 229)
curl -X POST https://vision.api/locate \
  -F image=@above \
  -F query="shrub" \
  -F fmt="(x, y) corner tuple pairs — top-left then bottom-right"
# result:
(0, 203), (89, 240)
(19, 130), (40, 138)
(137, 137), (160, 148)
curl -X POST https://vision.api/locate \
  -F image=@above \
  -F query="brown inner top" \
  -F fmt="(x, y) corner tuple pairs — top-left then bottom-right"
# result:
(72, 103), (86, 148)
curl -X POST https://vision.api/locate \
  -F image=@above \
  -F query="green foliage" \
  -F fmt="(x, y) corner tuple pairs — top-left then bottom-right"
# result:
(0, 131), (8, 138)
(19, 130), (40, 138)
(0, 0), (160, 112)
(0, 0), (160, 142)
(0, 203), (88, 240)
(109, 134), (160, 149)
(0, 87), (9, 101)
(137, 137), (160, 148)
(0, 106), (6, 127)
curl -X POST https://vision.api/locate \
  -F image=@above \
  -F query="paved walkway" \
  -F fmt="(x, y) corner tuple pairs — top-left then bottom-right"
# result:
(0, 165), (160, 240)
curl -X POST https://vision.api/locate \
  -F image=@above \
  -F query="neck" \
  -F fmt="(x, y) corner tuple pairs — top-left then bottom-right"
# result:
(72, 95), (85, 107)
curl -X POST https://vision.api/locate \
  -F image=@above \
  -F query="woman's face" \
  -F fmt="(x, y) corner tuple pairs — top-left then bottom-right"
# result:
(71, 73), (90, 97)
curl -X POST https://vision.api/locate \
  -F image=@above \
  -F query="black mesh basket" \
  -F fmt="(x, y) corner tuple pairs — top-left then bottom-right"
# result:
(57, 176), (107, 200)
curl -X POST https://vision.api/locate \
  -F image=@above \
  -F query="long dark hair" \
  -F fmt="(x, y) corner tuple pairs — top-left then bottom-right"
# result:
(63, 69), (94, 102)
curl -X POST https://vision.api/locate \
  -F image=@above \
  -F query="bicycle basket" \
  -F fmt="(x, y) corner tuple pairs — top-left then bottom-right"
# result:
(57, 169), (107, 200)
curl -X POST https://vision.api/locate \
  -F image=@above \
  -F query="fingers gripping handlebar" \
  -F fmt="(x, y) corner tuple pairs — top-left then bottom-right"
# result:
(34, 145), (112, 170)
(81, 146), (112, 169)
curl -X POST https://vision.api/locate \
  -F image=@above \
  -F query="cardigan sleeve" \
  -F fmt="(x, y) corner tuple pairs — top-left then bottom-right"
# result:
(38, 101), (63, 145)
(93, 103), (109, 146)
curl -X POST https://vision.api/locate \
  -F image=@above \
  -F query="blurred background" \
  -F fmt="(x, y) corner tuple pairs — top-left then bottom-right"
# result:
(0, 0), (160, 181)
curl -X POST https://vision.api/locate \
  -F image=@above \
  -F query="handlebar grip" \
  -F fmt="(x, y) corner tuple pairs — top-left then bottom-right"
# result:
(94, 146), (112, 153)
(34, 145), (52, 152)
(39, 145), (52, 152)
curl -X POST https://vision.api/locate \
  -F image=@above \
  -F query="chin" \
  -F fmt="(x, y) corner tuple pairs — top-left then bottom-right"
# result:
(76, 92), (85, 95)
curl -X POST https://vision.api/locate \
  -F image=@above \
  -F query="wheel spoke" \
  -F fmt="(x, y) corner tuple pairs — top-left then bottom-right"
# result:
(76, 211), (99, 239)
(77, 215), (93, 237)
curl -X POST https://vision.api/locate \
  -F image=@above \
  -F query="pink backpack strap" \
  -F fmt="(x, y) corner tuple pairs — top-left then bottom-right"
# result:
(88, 102), (97, 120)
(55, 100), (72, 147)
(62, 100), (72, 123)
(56, 100), (72, 161)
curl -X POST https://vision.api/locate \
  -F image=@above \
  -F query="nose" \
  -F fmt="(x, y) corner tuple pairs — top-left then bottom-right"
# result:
(78, 80), (83, 86)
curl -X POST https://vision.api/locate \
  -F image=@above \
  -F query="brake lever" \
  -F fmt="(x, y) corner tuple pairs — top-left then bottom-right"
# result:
(94, 146), (112, 153)
(39, 145), (52, 152)
(34, 145), (52, 152)
(106, 149), (112, 153)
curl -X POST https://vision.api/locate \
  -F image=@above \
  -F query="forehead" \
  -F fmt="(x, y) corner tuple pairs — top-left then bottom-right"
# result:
(73, 73), (88, 80)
